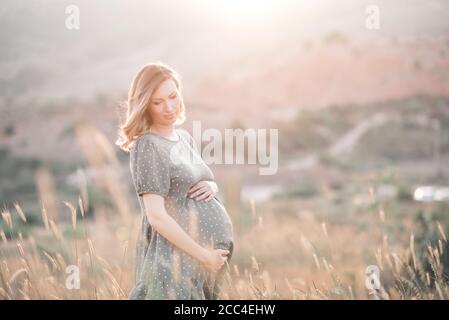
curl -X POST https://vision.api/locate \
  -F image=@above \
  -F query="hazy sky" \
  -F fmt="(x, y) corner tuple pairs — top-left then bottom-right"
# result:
(1, 0), (448, 100)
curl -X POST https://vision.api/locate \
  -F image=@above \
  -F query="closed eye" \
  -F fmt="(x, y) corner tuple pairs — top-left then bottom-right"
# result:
(152, 92), (177, 105)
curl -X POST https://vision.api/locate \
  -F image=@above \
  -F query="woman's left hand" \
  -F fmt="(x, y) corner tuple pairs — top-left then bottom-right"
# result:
(188, 181), (218, 202)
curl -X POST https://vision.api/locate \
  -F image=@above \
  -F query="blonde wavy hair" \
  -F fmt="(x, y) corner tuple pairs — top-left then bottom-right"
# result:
(116, 62), (186, 152)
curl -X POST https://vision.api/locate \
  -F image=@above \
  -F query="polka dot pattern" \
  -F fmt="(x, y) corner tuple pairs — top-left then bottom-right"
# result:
(128, 128), (234, 300)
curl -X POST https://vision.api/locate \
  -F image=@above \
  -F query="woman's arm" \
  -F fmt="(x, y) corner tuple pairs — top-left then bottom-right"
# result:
(141, 192), (228, 271)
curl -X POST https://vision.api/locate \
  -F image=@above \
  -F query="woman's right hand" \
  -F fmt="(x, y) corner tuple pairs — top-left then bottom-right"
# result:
(201, 248), (229, 273)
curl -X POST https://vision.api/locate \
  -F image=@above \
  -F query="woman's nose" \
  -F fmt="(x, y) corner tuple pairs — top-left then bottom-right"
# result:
(165, 102), (175, 112)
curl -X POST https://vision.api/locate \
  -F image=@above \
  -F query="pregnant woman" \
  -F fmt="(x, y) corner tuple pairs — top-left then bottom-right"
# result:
(116, 62), (234, 300)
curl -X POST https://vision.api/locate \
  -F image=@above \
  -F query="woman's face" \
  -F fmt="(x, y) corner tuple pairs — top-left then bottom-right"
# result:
(148, 78), (181, 126)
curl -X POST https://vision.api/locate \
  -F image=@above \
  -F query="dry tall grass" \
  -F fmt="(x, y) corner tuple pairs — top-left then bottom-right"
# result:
(2, 200), (448, 300)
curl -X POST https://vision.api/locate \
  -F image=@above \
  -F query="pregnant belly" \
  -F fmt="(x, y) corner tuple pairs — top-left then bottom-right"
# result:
(187, 197), (233, 247)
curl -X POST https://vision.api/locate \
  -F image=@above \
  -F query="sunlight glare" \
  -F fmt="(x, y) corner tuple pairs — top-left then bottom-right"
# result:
(210, 0), (279, 21)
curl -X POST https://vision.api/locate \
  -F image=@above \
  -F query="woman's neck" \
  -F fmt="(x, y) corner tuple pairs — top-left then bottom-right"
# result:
(149, 124), (176, 138)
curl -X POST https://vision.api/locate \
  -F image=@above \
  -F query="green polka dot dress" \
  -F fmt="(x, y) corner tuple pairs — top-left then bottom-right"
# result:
(128, 128), (234, 300)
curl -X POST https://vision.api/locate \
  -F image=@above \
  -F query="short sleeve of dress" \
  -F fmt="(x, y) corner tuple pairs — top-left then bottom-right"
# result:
(133, 137), (171, 197)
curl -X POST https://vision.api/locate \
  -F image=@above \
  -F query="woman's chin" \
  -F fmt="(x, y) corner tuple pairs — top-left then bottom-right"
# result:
(165, 119), (176, 126)
(166, 116), (178, 125)
(155, 118), (176, 126)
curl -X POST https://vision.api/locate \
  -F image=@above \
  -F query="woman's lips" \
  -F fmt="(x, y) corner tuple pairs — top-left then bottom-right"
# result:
(165, 113), (176, 119)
